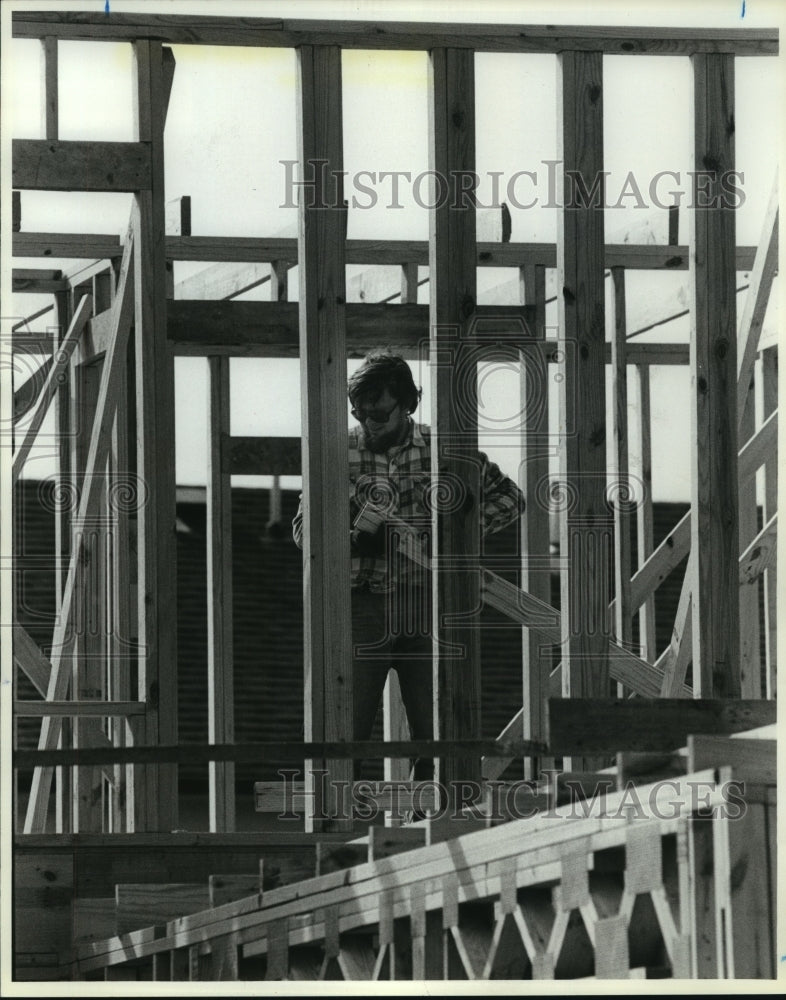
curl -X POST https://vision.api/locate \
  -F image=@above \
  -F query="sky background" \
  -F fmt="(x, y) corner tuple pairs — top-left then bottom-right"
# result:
(4, 0), (783, 502)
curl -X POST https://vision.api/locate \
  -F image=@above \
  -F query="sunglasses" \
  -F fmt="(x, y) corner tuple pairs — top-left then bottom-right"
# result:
(351, 401), (401, 425)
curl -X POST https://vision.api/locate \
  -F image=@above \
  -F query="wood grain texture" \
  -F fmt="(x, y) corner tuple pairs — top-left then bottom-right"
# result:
(297, 45), (353, 831)
(207, 357), (235, 832)
(634, 365), (657, 662)
(13, 139), (151, 191)
(548, 698), (775, 754)
(429, 47), (481, 790)
(736, 177), (779, 424)
(12, 12), (778, 54)
(519, 265), (552, 776)
(761, 348), (777, 698)
(610, 268), (633, 668)
(557, 50), (609, 713)
(690, 53), (739, 698)
(133, 41), (179, 831)
(40, 36), (58, 139)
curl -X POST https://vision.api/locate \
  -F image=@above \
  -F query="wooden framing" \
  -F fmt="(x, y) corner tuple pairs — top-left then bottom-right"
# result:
(7, 9), (778, 982)
(132, 40), (179, 831)
(206, 356), (235, 832)
(556, 50), (609, 718)
(689, 53), (740, 698)
(296, 43), (353, 831)
(428, 46), (481, 792)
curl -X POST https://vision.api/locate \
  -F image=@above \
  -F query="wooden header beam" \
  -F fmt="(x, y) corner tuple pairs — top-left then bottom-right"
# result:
(12, 12), (778, 54)
(13, 139), (152, 192)
(13, 231), (761, 271)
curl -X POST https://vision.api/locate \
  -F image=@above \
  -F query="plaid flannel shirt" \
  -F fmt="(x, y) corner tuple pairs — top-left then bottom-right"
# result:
(292, 418), (525, 593)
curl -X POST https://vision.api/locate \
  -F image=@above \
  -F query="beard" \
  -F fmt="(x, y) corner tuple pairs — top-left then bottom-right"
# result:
(363, 427), (399, 453)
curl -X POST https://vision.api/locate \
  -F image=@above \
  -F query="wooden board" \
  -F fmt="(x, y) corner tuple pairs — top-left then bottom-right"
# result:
(548, 698), (776, 755)
(556, 50), (609, 726)
(13, 139), (151, 192)
(428, 46), (481, 790)
(12, 12), (778, 55)
(115, 883), (211, 935)
(689, 53), (739, 698)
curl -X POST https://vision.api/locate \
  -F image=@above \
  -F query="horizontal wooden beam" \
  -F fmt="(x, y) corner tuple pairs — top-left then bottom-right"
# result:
(14, 701), (147, 717)
(548, 698), (776, 754)
(168, 298), (692, 362)
(14, 738), (546, 769)
(13, 139), (152, 192)
(13, 230), (760, 272)
(13, 232), (123, 259)
(12, 12), (778, 54)
(15, 831), (351, 849)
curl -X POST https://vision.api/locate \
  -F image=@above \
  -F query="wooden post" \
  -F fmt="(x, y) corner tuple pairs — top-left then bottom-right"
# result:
(428, 47), (481, 794)
(297, 45), (353, 832)
(556, 51), (610, 725)
(71, 356), (107, 832)
(761, 347), (777, 698)
(53, 290), (72, 833)
(610, 267), (633, 678)
(738, 372), (760, 697)
(40, 36), (58, 140)
(519, 263), (551, 779)
(207, 356), (235, 832)
(689, 54), (739, 698)
(634, 365), (656, 662)
(134, 40), (178, 829)
(109, 359), (134, 832)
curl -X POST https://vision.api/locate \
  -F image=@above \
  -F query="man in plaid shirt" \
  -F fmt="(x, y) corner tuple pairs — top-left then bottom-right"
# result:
(293, 353), (524, 773)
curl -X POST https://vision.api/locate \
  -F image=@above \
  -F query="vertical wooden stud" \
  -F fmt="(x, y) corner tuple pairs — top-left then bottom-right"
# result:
(207, 355), (235, 831)
(689, 53), (739, 698)
(297, 45), (353, 831)
(556, 51), (610, 737)
(428, 46), (481, 794)
(134, 40), (179, 829)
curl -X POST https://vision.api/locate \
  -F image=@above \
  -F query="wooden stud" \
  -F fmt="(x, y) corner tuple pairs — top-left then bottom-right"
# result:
(428, 46), (481, 793)
(556, 50), (610, 732)
(634, 365), (657, 662)
(689, 53), (739, 698)
(736, 176), (778, 426)
(519, 264), (552, 778)
(610, 268), (633, 678)
(738, 373), (761, 697)
(207, 356), (235, 832)
(383, 672), (411, 817)
(659, 554), (694, 698)
(134, 40), (178, 831)
(35, 34), (58, 139)
(400, 262), (418, 304)
(296, 45), (353, 832)
(761, 347), (777, 698)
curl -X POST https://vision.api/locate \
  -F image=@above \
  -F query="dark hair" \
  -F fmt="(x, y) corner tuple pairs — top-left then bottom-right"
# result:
(347, 353), (422, 414)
